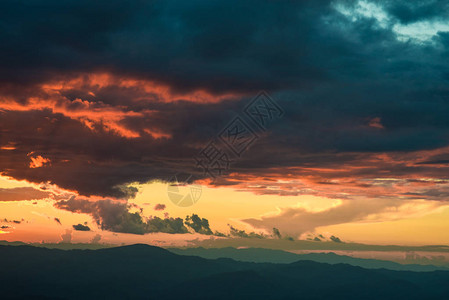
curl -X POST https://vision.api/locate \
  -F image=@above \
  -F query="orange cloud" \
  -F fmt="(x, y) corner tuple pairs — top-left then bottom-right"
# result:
(0, 72), (241, 139)
(28, 154), (51, 169)
(41, 73), (240, 104)
(201, 145), (449, 203)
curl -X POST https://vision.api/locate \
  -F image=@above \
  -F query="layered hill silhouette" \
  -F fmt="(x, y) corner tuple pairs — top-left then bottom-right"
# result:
(2, 244), (449, 299)
(169, 246), (449, 272)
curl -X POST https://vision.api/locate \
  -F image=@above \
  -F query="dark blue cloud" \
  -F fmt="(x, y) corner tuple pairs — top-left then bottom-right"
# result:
(385, 0), (449, 24)
(1, 0), (449, 198)
(0, 0), (332, 92)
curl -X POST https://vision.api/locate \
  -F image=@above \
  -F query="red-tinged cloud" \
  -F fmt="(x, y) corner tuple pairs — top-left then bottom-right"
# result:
(0, 72), (241, 140)
(1, 0), (449, 231)
(28, 153), (51, 169)
(0, 73), (249, 198)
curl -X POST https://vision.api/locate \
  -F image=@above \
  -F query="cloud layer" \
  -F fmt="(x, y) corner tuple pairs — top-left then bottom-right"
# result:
(1, 0), (449, 232)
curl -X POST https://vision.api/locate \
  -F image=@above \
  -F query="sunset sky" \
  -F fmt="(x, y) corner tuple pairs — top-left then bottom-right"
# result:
(2, 0), (449, 247)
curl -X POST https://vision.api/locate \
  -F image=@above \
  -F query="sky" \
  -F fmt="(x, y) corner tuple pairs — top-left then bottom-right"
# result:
(1, 0), (449, 246)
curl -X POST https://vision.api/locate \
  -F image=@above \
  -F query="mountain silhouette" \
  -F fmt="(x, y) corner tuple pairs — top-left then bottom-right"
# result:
(169, 246), (448, 271)
(1, 244), (449, 299)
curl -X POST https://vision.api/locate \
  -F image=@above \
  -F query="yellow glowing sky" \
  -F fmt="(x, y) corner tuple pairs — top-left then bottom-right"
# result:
(1, 175), (449, 246)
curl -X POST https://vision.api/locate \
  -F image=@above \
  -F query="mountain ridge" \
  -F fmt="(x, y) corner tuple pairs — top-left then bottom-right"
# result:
(1, 244), (449, 299)
(169, 246), (449, 271)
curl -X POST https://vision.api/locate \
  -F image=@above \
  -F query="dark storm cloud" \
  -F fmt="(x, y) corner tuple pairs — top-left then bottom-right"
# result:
(0, 0), (144, 86)
(1, 0), (449, 202)
(385, 0), (449, 24)
(0, 0), (330, 93)
(55, 197), (146, 234)
(0, 108), (188, 198)
(55, 197), (189, 234)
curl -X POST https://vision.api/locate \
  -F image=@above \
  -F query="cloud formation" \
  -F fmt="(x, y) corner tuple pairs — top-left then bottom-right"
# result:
(60, 229), (72, 243)
(54, 197), (189, 234)
(243, 198), (446, 236)
(1, 0), (449, 229)
(72, 223), (91, 231)
(0, 187), (50, 201)
(153, 204), (166, 211)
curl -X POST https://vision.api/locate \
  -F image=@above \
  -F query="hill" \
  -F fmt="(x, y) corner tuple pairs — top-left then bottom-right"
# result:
(1, 244), (449, 299)
(169, 246), (448, 271)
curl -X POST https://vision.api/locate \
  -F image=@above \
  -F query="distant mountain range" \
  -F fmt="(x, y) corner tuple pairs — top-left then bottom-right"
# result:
(2, 244), (449, 299)
(169, 246), (449, 272)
